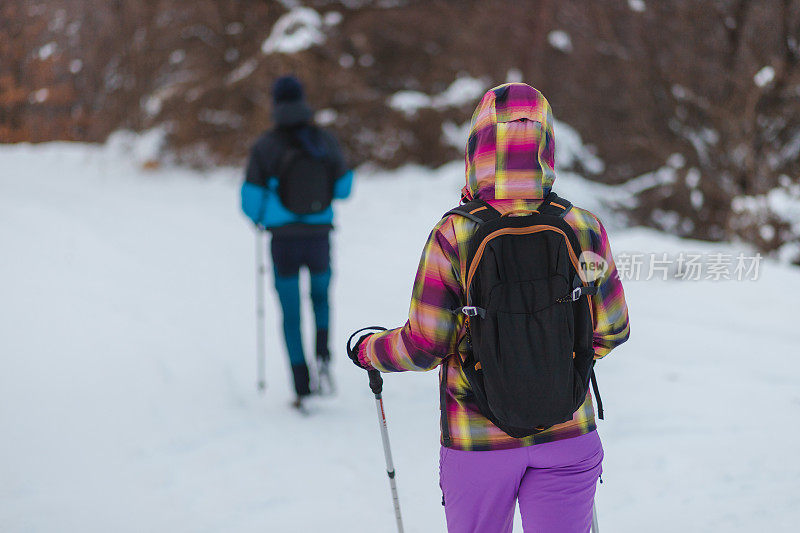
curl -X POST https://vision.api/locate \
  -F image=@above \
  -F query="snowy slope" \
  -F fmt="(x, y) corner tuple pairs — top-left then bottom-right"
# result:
(1, 142), (798, 532)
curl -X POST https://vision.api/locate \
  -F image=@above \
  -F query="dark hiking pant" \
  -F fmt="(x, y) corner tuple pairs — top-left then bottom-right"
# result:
(271, 232), (331, 396)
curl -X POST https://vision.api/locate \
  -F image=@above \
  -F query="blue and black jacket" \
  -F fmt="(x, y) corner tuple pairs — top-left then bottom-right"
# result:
(241, 124), (353, 236)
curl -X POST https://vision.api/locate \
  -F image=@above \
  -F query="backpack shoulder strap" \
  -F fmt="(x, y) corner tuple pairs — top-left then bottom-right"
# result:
(443, 199), (501, 225)
(276, 143), (302, 181)
(444, 199), (500, 318)
(538, 191), (573, 218)
(283, 127), (338, 183)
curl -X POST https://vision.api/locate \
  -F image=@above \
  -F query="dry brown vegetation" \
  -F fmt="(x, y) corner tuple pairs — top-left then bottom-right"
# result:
(2, 0), (799, 258)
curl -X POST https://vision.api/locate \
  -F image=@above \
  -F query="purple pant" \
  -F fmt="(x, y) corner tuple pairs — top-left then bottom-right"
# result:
(439, 431), (603, 533)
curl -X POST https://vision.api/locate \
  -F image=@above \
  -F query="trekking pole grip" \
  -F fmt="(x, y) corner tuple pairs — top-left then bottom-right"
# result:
(368, 369), (383, 396)
(347, 326), (388, 396)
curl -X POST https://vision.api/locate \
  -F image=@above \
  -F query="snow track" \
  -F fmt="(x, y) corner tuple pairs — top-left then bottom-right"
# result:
(0, 142), (796, 532)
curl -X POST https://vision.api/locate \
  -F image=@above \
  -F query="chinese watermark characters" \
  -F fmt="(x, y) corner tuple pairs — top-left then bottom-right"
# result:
(612, 252), (762, 281)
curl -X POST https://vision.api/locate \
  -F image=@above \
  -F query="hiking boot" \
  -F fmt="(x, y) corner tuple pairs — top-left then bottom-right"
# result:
(316, 329), (330, 363)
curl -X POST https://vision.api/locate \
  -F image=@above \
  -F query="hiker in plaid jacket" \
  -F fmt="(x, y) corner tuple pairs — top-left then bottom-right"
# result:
(354, 83), (629, 533)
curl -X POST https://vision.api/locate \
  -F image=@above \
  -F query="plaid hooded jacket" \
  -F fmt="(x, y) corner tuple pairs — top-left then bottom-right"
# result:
(359, 83), (630, 451)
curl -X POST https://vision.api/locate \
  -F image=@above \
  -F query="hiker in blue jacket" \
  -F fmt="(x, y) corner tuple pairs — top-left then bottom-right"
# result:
(241, 76), (353, 406)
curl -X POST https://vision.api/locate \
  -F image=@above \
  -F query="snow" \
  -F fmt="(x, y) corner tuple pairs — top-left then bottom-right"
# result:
(441, 120), (470, 150)
(69, 59), (83, 74)
(389, 77), (487, 117)
(226, 59), (258, 85)
(339, 54), (355, 68)
(780, 130), (800, 163)
(142, 95), (163, 117)
(38, 42), (57, 60)
(667, 153), (686, 169)
(506, 68), (524, 83)
(547, 30), (573, 53)
(198, 109), (244, 129)
(261, 7), (325, 55)
(389, 91), (433, 117)
(690, 189), (704, 210)
(104, 129), (165, 165)
(169, 50), (186, 65)
(433, 77), (486, 108)
(30, 88), (49, 103)
(754, 66), (776, 88)
(778, 241), (800, 263)
(732, 185), (800, 243)
(323, 11), (343, 26)
(48, 9), (67, 32)
(627, 0), (646, 12)
(0, 140), (798, 532)
(671, 84), (689, 100)
(685, 167), (701, 188)
(767, 187), (800, 231)
(316, 109), (339, 127)
(438, 117), (605, 174)
(225, 22), (243, 35)
(681, 127), (719, 166)
(650, 208), (681, 232)
(618, 166), (677, 197)
(553, 119), (605, 174)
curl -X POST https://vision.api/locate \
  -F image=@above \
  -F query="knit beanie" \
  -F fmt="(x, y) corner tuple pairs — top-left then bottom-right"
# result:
(272, 76), (304, 104)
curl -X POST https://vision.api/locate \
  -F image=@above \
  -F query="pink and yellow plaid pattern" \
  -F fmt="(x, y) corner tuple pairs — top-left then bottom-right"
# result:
(360, 84), (630, 451)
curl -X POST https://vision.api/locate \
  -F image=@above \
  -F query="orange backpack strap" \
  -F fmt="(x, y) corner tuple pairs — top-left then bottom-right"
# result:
(537, 191), (573, 218)
(443, 199), (501, 225)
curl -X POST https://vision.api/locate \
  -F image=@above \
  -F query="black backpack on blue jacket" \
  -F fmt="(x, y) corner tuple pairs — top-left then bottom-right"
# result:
(276, 129), (336, 215)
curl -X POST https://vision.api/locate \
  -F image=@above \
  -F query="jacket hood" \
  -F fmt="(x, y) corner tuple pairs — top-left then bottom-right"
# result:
(463, 83), (556, 201)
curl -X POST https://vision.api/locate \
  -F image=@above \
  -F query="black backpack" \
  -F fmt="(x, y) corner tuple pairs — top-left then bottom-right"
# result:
(276, 130), (335, 215)
(446, 192), (603, 438)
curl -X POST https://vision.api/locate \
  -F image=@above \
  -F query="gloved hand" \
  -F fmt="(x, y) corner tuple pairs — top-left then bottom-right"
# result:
(346, 326), (387, 370)
(347, 333), (373, 369)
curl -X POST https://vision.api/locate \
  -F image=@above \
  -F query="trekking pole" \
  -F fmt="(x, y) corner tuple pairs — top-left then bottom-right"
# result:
(368, 369), (404, 533)
(592, 501), (600, 532)
(255, 227), (267, 393)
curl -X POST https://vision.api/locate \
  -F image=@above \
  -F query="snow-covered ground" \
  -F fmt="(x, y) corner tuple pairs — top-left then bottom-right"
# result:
(1, 141), (797, 532)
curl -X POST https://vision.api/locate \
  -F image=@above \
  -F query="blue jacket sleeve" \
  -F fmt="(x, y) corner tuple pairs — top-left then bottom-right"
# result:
(333, 170), (354, 200)
(241, 181), (267, 226)
(241, 142), (271, 225)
